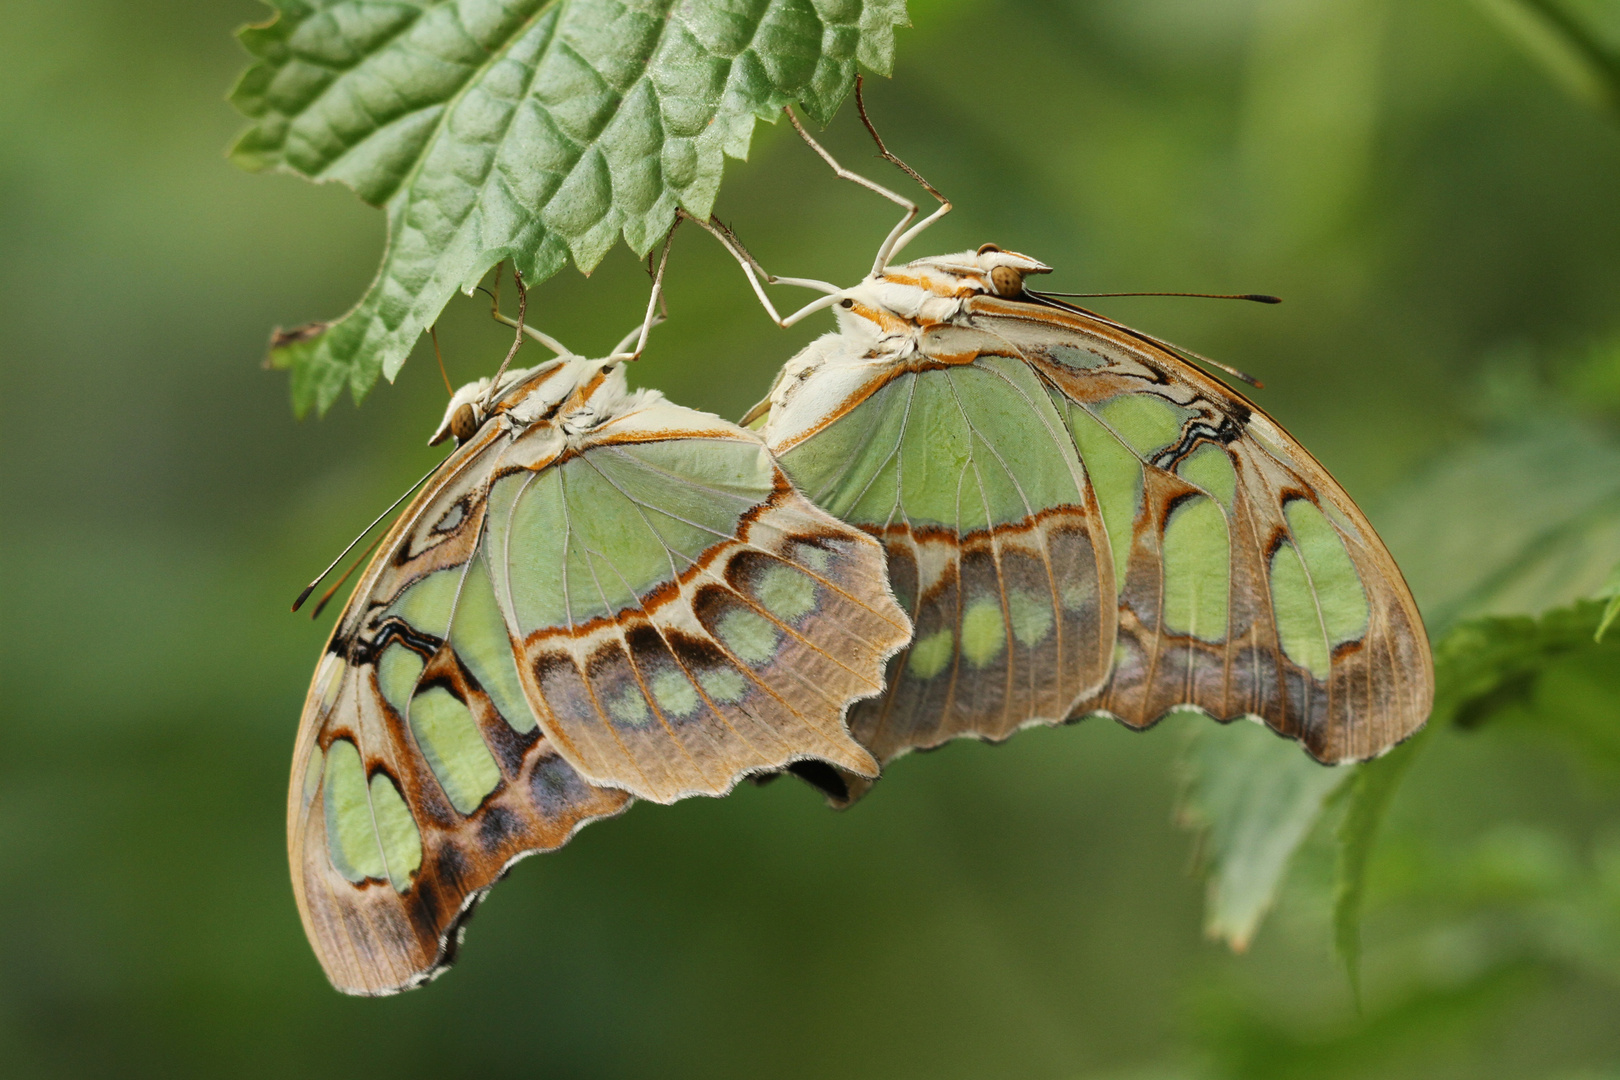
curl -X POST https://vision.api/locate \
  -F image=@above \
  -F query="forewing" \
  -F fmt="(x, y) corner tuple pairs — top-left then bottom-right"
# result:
(972, 296), (1433, 762)
(487, 403), (910, 804)
(769, 350), (1118, 804)
(289, 427), (631, 996)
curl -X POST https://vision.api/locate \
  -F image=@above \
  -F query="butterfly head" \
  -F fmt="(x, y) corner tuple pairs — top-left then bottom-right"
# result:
(428, 356), (573, 446)
(430, 378), (498, 447)
(910, 244), (1053, 299)
(429, 356), (636, 447)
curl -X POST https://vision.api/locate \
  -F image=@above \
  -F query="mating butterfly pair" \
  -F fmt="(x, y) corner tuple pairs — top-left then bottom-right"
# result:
(289, 103), (1432, 996)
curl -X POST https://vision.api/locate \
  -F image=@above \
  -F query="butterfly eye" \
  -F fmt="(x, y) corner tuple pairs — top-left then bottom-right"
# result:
(449, 402), (479, 443)
(989, 265), (1024, 296)
(839, 298), (855, 309)
(977, 243), (1001, 255)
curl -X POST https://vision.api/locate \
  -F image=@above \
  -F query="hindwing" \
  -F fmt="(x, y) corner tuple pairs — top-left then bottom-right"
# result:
(484, 397), (905, 802)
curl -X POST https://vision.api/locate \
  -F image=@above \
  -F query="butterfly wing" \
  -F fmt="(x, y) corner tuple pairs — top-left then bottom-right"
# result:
(762, 343), (1119, 804)
(290, 423), (631, 996)
(292, 374), (911, 992)
(484, 395), (910, 804)
(958, 295), (1433, 762)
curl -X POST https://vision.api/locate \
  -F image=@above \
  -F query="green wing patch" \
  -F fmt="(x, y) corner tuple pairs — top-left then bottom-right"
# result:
(1024, 316), (1430, 765)
(494, 429), (905, 803)
(766, 353), (1118, 805)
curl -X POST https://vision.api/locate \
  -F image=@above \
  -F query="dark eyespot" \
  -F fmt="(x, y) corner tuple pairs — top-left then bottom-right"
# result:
(839, 298), (854, 309)
(977, 243), (1001, 255)
(449, 402), (479, 443)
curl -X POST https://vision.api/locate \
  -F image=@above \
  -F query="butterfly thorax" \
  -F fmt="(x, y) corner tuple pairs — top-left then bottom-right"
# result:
(760, 246), (1054, 451)
(838, 244), (1052, 340)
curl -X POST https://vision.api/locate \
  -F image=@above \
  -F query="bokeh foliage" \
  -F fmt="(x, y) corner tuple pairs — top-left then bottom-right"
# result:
(3, 0), (1620, 1077)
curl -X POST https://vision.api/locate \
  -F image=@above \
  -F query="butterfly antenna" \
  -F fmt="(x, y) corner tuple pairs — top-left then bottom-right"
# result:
(309, 531), (386, 620)
(1034, 290), (1282, 304)
(1166, 343), (1265, 389)
(430, 324), (454, 396)
(1131, 331), (1265, 388)
(1045, 299), (1266, 388)
(291, 459), (441, 613)
(1030, 292), (1271, 388)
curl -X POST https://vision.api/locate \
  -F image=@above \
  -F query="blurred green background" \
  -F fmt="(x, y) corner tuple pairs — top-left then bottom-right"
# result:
(4, 0), (1620, 1076)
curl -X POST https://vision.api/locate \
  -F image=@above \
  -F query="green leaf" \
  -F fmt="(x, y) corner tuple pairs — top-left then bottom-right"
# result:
(1595, 560), (1620, 642)
(1327, 398), (1620, 987)
(1557, 333), (1620, 419)
(1438, 599), (1620, 770)
(1435, 600), (1620, 732)
(1180, 396), (1620, 964)
(1333, 726), (1430, 1003)
(1333, 598), (1620, 991)
(1473, 0), (1620, 120)
(1177, 720), (1352, 952)
(1376, 410), (1620, 636)
(1196, 957), (1544, 1079)
(228, 0), (910, 414)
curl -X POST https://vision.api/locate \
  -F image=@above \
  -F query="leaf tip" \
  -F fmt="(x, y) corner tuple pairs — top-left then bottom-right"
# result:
(1596, 595), (1620, 643)
(265, 321), (338, 419)
(269, 321), (331, 357)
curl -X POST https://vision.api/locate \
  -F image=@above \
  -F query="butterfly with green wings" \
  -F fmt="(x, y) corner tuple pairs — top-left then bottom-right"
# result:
(288, 257), (910, 994)
(700, 92), (1432, 806)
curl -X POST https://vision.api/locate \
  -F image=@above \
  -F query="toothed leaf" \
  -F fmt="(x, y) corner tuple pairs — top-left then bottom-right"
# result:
(229, 0), (909, 414)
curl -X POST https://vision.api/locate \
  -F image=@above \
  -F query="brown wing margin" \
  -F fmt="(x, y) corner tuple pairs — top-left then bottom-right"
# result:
(969, 295), (1433, 763)
(287, 425), (633, 996)
(290, 648), (631, 996)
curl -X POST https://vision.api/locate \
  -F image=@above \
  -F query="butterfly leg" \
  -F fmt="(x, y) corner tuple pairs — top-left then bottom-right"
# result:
(683, 211), (846, 329)
(478, 266), (533, 406)
(784, 81), (952, 274)
(847, 76), (952, 268)
(478, 263), (574, 359)
(606, 220), (680, 361)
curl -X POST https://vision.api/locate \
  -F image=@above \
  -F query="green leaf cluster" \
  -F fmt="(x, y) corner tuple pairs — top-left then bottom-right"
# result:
(228, 0), (908, 414)
(1180, 377), (1620, 999)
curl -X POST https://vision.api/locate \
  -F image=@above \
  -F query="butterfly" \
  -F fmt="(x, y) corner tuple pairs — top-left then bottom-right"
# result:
(702, 92), (1433, 806)
(288, 288), (910, 993)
